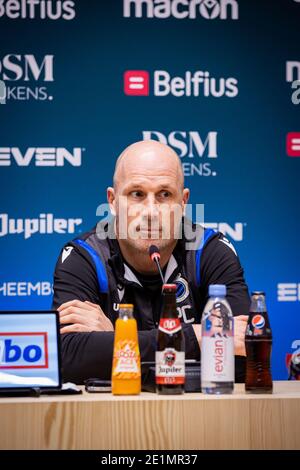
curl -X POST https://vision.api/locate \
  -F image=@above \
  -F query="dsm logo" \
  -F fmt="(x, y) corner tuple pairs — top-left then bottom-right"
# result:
(0, 332), (48, 369)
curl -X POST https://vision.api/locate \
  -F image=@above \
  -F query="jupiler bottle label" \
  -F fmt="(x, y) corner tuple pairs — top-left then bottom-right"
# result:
(155, 348), (185, 384)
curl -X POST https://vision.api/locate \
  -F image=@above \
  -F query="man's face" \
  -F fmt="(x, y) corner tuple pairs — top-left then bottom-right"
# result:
(108, 147), (189, 254)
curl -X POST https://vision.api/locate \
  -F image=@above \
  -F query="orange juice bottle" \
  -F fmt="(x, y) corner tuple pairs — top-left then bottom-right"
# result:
(112, 304), (141, 395)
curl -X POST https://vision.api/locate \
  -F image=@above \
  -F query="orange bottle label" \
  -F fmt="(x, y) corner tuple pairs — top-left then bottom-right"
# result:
(112, 339), (141, 379)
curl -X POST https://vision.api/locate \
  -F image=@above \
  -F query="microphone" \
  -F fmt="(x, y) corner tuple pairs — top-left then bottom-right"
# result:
(148, 245), (164, 284)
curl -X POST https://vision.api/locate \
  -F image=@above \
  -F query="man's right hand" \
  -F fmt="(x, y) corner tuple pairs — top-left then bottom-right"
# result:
(58, 299), (114, 334)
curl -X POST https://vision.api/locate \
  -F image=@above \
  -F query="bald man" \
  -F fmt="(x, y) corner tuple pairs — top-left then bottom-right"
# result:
(52, 140), (250, 384)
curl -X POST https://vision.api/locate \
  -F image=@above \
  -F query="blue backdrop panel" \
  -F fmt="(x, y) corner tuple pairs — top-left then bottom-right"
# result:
(0, 0), (299, 379)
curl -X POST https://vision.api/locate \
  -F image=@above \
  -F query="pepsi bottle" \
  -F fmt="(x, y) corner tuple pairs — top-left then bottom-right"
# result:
(245, 291), (273, 393)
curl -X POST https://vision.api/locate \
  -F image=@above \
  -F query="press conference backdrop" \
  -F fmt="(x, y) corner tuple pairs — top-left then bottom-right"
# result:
(0, 0), (299, 380)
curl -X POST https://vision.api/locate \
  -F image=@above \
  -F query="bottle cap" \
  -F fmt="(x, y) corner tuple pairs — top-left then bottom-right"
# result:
(162, 283), (177, 292)
(119, 304), (134, 309)
(209, 284), (226, 297)
(251, 291), (265, 296)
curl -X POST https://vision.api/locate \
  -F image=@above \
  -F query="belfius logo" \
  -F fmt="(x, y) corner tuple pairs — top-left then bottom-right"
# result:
(124, 69), (238, 97)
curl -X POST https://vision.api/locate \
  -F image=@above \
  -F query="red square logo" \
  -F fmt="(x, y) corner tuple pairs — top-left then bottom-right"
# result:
(124, 70), (149, 96)
(287, 132), (300, 157)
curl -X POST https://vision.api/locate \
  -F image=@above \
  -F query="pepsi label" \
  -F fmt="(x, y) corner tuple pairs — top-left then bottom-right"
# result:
(246, 312), (272, 337)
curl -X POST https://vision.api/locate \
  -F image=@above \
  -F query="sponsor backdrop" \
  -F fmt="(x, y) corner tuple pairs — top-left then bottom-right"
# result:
(0, 0), (299, 379)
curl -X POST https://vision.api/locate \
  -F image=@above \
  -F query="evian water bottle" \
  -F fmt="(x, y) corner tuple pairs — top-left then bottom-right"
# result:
(201, 284), (234, 394)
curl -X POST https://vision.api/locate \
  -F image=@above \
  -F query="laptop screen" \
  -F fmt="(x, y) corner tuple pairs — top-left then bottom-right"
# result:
(0, 311), (61, 389)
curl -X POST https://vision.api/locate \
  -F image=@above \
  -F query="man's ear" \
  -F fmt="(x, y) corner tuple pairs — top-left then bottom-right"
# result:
(181, 188), (190, 216)
(182, 188), (190, 206)
(107, 187), (116, 216)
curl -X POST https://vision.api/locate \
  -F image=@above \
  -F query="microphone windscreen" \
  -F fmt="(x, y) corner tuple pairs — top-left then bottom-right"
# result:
(149, 244), (160, 261)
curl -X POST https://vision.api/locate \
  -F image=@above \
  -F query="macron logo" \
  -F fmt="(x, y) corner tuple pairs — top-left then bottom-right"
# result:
(124, 70), (149, 95)
(62, 246), (73, 263)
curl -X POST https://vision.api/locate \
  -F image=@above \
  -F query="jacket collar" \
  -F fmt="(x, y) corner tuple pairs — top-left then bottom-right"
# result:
(107, 236), (182, 288)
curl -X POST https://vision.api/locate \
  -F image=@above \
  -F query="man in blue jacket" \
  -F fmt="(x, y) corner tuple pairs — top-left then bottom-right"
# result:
(52, 140), (249, 383)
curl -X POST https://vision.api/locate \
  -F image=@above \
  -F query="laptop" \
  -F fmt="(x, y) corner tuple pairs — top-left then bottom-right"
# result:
(0, 310), (62, 395)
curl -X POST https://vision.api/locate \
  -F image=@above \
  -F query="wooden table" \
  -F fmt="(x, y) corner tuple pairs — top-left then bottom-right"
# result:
(0, 381), (299, 450)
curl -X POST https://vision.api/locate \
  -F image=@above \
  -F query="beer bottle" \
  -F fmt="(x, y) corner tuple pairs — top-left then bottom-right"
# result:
(156, 283), (185, 395)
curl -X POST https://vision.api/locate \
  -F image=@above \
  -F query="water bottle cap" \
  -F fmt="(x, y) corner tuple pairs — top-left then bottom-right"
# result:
(209, 284), (226, 297)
